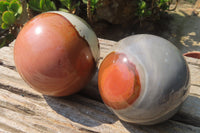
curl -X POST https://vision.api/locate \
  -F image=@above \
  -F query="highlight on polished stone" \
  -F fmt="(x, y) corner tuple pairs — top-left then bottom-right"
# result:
(98, 52), (141, 110)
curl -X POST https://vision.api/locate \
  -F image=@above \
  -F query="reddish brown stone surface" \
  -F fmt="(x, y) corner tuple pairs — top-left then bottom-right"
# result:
(98, 52), (141, 110)
(14, 13), (96, 96)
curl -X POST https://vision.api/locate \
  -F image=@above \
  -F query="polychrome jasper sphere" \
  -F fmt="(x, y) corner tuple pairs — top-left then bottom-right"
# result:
(98, 34), (190, 125)
(14, 11), (99, 96)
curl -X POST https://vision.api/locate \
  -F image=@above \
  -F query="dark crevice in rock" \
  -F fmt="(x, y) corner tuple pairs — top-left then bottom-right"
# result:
(0, 60), (16, 71)
(0, 83), (43, 100)
(191, 84), (200, 88)
(0, 100), (35, 116)
(188, 61), (200, 67)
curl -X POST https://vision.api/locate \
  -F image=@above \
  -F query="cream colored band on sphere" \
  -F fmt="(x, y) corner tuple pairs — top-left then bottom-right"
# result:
(49, 11), (99, 62)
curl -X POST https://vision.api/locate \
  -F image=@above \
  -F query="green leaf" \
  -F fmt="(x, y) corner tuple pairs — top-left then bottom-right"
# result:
(91, 0), (99, 7)
(59, 8), (69, 13)
(2, 11), (16, 25)
(140, 1), (146, 9)
(91, 0), (99, 4)
(40, 0), (45, 9)
(17, 5), (22, 14)
(82, 0), (88, 4)
(60, 0), (71, 9)
(71, 1), (80, 10)
(49, 1), (56, 10)
(0, 1), (9, 13)
(141, 9), (145, 14)
(0, 33), (15, 48)
(9, 1), (22, 14)
(29, 0), (56, 12)
(29, 0), (43, 12)
(60, 0), (81, 11)
(1, 23), (10, 29)
(83, 0), (99, 14)
(0, 38), (6, 48)
(0, 18), (2, 25)
(147, 10), (152, 16)
(46, 0), (56, 10)
(29, 0), (39, 9)
(160, 0), (164, 4)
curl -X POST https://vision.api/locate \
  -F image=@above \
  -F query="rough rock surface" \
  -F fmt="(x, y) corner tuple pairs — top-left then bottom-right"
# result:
(96, 0), (137, 24)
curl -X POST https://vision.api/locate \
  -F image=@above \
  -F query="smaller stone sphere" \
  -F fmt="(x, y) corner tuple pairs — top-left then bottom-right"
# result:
(98, 34), (190, 125)
(14, 11), (99, 96)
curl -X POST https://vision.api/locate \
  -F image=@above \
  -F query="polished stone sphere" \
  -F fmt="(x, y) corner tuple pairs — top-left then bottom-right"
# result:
(14, 11), (99, 96)
(98, 34), (190, 125)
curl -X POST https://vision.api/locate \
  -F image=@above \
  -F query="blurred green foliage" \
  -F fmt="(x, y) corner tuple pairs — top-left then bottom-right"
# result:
(0, 0), (22, 29)
(28, 0), (56, 12)
(136, 0), (172, 21)
(82, 0), (100, 14)
(59, 0), (80, 13)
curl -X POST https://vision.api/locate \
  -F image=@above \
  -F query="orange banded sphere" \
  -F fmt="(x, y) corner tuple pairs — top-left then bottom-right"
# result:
(98, 52), (141, 109)
(14, 11), (99, 96)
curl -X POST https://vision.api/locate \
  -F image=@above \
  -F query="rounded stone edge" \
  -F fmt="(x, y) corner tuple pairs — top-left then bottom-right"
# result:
(48, 11), (100, 62)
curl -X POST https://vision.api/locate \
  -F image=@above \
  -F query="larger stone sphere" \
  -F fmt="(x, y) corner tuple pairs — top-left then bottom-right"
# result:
(98, 34), (190, 125)
(14, 11), (99, 96)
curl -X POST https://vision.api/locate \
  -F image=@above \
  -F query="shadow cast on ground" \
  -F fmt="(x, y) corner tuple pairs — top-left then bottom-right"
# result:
(44, 94), (118, 128)
(44, 78), (200, 133)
